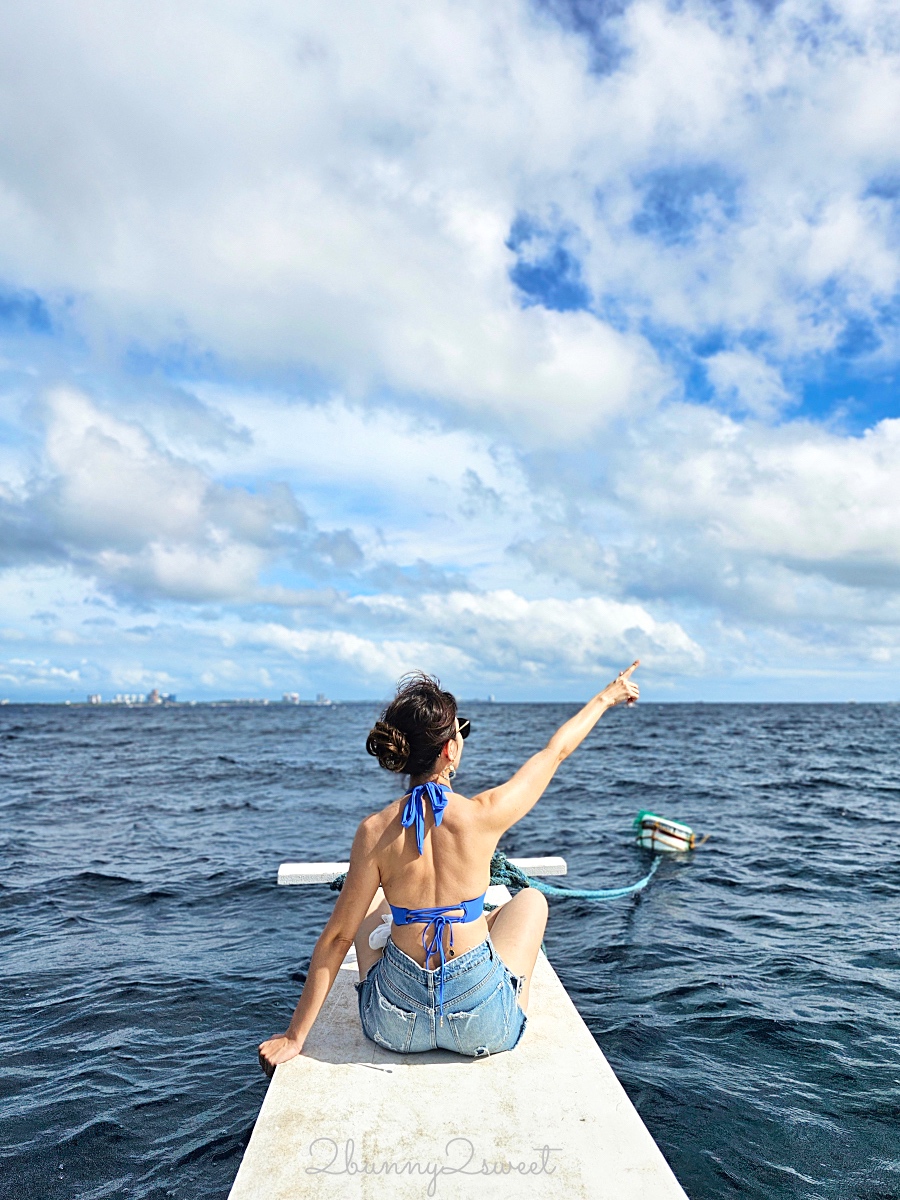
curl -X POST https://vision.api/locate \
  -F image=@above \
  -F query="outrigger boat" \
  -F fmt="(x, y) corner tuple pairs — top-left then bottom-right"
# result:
(228, 856), (689, 1200)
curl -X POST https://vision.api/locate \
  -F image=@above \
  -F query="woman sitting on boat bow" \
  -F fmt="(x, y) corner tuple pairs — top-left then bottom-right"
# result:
(258, 662), (640, 1072)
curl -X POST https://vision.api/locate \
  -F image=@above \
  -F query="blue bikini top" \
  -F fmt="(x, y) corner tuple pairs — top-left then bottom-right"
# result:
(389, 781), (487, 1020)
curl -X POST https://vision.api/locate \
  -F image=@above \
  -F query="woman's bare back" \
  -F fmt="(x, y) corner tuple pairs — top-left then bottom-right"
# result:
(369, 790), (497, 966)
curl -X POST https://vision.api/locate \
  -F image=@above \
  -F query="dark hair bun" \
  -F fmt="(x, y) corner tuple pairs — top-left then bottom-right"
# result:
(365, 720), (410, 773)
(366, 673), (458, 778)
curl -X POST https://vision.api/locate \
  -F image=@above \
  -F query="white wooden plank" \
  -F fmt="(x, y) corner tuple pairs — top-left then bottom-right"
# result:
(277, 856), (568, 885)
(277, 862), (351, 885)
(506, 856), (568, 877)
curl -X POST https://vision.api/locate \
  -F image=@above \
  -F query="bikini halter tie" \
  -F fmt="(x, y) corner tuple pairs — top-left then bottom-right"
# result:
(400, 781), (450, 856)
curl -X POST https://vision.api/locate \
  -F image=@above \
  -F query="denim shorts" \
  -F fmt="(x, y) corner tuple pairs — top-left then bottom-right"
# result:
(355, 935), (527, 1057)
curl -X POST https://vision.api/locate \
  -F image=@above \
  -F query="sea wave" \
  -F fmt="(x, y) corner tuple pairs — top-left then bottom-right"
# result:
(1, 701), (898, 1199)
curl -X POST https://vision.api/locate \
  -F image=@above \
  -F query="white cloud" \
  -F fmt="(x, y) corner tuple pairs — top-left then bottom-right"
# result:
(182, 388), (548, 577)
(1, 0), (900, 698)
(705, 350), (791, 419)
(0, 0), (670, 437)
(250, 623), (472, 682)
(0, 658), (80, 687)
(248, 588), (704, 684)
(44, 387), (221, 549)
(617, 408), (900, 579)
(2, 387), (308, 602)
(1, 0), (898, 400)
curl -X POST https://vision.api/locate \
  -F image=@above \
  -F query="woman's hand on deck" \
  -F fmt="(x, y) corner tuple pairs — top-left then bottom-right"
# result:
(258, 1033), (303, 1078)
(602, 660), (640, 707)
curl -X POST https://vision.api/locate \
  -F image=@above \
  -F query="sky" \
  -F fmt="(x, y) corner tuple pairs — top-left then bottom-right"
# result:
(2, 0), (900, 703)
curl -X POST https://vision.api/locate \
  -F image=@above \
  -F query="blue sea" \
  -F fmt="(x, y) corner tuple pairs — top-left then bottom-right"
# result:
(1, 701), (898, 1199)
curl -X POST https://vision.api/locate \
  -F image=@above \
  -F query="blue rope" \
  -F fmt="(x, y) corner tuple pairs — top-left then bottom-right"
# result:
(486, 849), (660, 900)
(525, 857), (660, 898)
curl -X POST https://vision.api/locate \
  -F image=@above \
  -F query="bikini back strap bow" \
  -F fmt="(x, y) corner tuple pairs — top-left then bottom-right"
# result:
(389, 899), (485, 1019)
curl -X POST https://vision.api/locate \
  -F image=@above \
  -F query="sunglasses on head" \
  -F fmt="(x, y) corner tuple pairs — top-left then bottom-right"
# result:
(457, 716), (471, 740)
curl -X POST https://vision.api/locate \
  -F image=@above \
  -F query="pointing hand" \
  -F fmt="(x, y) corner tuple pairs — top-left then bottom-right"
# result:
(605, 660), (640, 707)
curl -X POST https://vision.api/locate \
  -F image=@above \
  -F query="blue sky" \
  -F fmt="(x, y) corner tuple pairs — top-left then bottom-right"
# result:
(1, 0), (900, 702)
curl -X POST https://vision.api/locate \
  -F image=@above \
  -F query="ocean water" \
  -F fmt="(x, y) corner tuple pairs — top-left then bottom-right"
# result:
(1, 701), (898, 1200)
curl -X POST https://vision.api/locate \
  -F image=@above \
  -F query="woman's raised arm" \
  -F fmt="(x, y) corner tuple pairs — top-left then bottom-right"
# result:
(475, 661), (640, 835)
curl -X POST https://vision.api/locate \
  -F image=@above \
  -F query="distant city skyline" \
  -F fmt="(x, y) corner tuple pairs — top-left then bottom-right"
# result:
(2, 1), (900, 703)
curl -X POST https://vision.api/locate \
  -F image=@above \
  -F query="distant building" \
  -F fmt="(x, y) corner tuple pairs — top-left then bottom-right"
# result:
(109, 690), (176, 705)
(315, 692), (332, 706)
(282, 692), (300, 704)
(87, 694), (102, 705)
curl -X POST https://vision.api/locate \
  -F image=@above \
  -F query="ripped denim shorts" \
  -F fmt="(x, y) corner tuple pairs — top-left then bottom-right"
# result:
(355, 935), (527, 1057)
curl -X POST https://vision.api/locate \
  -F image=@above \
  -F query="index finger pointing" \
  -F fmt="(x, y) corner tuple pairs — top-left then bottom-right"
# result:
(621, 659), (640, 679)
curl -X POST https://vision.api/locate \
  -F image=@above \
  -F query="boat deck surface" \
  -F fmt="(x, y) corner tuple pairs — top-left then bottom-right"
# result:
(229, 938), (688, 1199)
